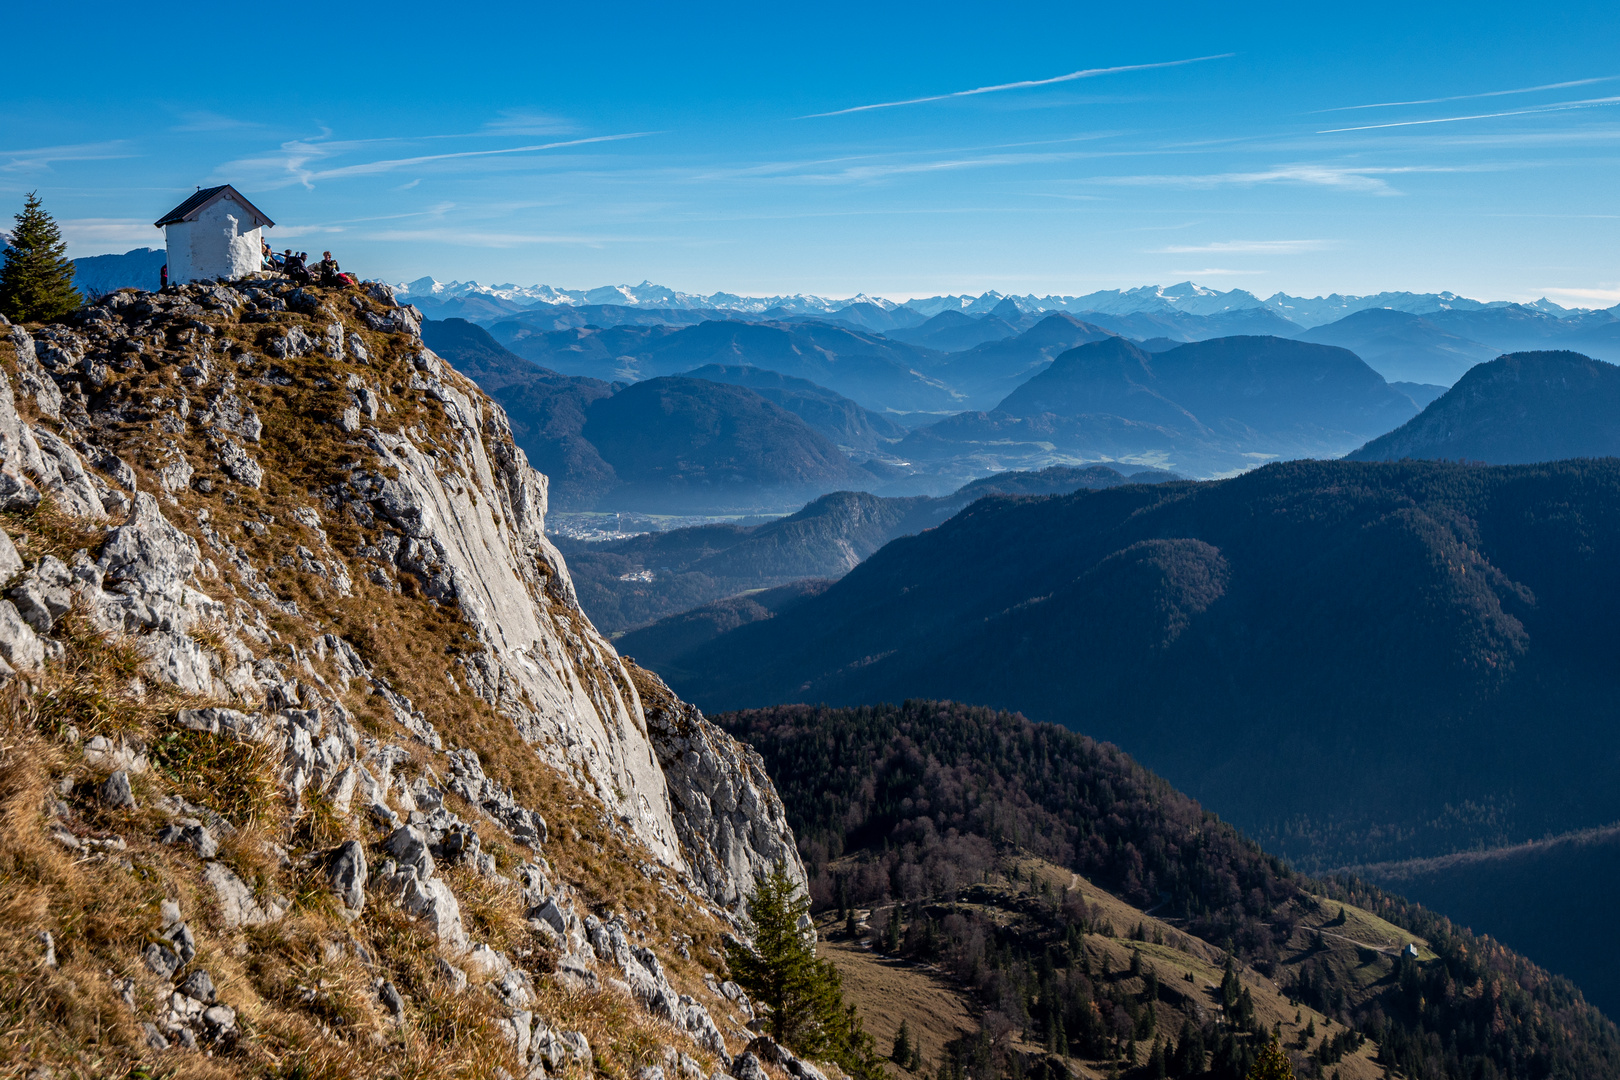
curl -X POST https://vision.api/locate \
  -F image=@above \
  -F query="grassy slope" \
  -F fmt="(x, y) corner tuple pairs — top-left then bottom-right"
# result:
(1355, 825), (1620, 1019)
(818, 851), (1390, 1080)
(0, 286), (752, 1079)
(720, 700), (1620, 1080)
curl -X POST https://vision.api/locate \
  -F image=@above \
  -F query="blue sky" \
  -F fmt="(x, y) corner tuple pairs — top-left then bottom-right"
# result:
(6, 0), (1620, 304)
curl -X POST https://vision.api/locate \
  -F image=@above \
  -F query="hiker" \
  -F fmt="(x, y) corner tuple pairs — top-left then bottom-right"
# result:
(285, 250), (311, 286)
(160, 264), (168, 290)
(317, 250), (343, 286)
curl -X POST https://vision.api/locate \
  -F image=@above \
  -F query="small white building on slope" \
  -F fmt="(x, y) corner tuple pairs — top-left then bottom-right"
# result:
(154, 185), (274, 285)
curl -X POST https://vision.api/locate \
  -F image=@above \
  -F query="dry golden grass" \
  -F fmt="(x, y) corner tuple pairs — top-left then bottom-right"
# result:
(0, 284), (749, 1078)
(819, 851), (1394, 1080)
(816, 921), (975, 1078)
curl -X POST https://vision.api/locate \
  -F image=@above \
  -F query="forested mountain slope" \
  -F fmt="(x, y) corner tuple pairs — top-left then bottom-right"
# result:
(670, 459), (1620, 870)
(1356, 826), (1620, 1020)
(488, 317), (959, 413)
(1295, 308), (1498, 385)
(1346, 351), (1620, 464)
(899, 336), (1417, 479)
(561, 465), (1168, 636)
(679, 363), (905, 453)
(421, 319), (878, 512)
(721, 701), (1620, 1080)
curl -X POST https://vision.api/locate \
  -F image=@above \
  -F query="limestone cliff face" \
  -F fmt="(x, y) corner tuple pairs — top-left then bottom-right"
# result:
(633, 666), (808, 909)
(0, 280), (798, 901)
(345, 348), (682, 865)
(0, 279), (808, 1076)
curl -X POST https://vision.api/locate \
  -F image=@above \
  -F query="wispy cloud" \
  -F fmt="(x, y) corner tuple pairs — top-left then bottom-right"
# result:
(480, 111), (575, 136)
(358, 227), (646, 248)
(1319, 95), (1620, 133)
(307, 132), (660, 181)
(1095, 164), (1445, 194)
(172, 111), (261, 133)
(267, 203), (461, 239)
(220, 131), (660, 189)
(800, 54), (1232, 118)
(1322, 75), (1620, 112)
(1152, 239), (1329, 254)
(1171, 267), (1266, 276)
(694, 136), (1124, 186)
(0, 141), (133, 172)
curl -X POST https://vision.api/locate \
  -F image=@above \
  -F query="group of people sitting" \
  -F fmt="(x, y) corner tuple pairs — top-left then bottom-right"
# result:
(262, 243), (353, 287)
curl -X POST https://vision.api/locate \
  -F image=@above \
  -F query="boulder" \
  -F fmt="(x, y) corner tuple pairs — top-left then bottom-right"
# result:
(203, 860), (287, 928)
(214, 438), (262, 488)
(384, 825), (435, 880)
(0, 471), (38, 513)
(101, 769), (136, 809)
(327, 840), (367, 916)
(158, 821), (219, 859)
(178, 968), (216, 1004)
(144, 941), (181, 979)
(0, 600), (43, 672)
(9, 555), (73, 633)
(0, 524), (22, 582)
(30, 427), (104, 518)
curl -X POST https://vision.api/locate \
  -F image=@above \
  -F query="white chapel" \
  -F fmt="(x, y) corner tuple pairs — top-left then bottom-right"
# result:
(154, 185), (274, 285)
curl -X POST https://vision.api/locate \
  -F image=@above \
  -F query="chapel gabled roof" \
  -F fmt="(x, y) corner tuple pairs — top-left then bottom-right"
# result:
(154, 185), (275, 230)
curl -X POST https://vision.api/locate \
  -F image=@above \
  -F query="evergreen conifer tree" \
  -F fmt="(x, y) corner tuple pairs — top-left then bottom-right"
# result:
(1246, 1032), (1296, 1080)
(727, 864), (886, 1080)
(0, 192), (81, 322)
(891, 1019), (914, 1066)
(1172, 1018), (1207, 1075)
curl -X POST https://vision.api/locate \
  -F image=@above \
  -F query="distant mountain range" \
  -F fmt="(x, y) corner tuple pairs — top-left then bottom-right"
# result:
(421, 318), (877, 512)
(679, 364), (905, 453)
(390, 274), (1620, 391)
(394, 273), (1608, 329)
(485, 316), (962, 414)
(661, 458), (1620, 873)
(67, 246), (165, 296)
(396, 276), (899, 317)
(558, 464), (1172, 636)
(911, 312), (1117, 409)
(900, 335), (1419, 479)
(1297, 308), (1499, 384)
(1347, 351), (1620, 464)
(54, 249), (1620, 388)
(48, 249), (1615, 333)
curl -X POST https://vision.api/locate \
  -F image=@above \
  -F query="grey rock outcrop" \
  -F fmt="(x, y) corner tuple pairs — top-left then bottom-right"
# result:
(745, 1037), (826, 1080)
(0, 526), (20, 582)
(0, 283), (815, 1072)
(343, 359), (682, 864)
(9, 554), (73, 632)
(585, 913), (732, 1063)
(100, 769), (136, 809)
(327, 840), (367, 916)
(636, 668), (806, 909)
(203, 861), (288, 928)
(0, 599), (44, 675)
